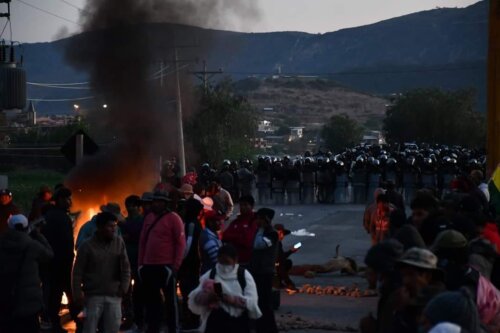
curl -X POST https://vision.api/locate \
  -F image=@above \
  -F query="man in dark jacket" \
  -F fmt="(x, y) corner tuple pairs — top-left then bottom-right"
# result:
(120, 195), (145, 330)
(0, 214), (53, 333)
(250, 208), (279, 333)
(0, 189), (20, 234)
(73, 212), (131, 333)
(42, 187), (76, 333)
(178, 198), (204, 330)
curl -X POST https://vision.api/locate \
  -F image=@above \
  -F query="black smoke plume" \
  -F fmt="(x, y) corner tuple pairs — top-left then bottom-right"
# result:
(64, 0), (260, 216)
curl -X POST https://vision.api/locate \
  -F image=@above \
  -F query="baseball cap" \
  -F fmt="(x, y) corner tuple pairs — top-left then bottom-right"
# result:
(0, 189), (12, 196)
(274, 224), (291, 236)
(8, 214), (28, 229)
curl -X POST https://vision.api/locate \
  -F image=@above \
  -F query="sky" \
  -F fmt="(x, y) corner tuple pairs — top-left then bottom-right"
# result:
(5, 0), (480, 43)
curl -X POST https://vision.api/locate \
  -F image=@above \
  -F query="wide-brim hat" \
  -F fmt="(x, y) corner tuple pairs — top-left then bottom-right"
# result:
(100, 202), (125, 222)
(141, 192), (154, 203)
(397, 247), (440, 271)
(152, 191), (171, 202)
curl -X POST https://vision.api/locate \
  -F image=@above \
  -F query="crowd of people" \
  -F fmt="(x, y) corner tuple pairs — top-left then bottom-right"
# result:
(0, 141), (498, 333)
(0, 174), (300, 333)
(360, 159), (500, 332)
(183, 143), (490, 207)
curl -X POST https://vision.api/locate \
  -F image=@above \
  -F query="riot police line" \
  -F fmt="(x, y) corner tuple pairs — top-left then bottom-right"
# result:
(189, 143), (487, 206)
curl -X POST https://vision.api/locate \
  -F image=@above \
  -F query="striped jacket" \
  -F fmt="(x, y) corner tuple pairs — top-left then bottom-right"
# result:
(200, 228), (221, 274)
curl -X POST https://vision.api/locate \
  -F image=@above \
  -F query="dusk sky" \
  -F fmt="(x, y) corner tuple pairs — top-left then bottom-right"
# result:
(6, 0), (480, 43)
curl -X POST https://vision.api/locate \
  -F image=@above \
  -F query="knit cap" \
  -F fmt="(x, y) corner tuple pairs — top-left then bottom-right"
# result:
(424, 289), (479, 332)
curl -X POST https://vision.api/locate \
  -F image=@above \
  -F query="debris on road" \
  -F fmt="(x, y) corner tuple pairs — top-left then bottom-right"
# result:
(277, 313), (357, 332)
(291, 228), (316, 237)
(289, 284), (377, 298)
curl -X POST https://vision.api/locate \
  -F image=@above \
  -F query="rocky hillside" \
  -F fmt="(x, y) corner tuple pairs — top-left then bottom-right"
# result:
(234, 77), (388, 129)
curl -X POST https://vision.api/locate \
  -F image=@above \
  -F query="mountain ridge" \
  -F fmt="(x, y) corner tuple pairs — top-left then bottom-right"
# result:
(21, 0), (488, 114)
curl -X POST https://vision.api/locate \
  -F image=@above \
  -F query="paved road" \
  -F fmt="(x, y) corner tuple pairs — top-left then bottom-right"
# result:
(268, 204), (377, 332)
(61, 204), (376, 333)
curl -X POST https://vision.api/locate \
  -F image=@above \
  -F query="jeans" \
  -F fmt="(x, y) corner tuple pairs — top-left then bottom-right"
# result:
(83, 296), (122, 333)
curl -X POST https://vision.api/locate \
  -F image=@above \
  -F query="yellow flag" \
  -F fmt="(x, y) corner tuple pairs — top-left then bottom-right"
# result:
(493, 165), (500, 190)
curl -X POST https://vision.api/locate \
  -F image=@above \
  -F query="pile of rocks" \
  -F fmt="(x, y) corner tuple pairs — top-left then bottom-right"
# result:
(277, 313), (357, 332)
(293, 284), (377, 297)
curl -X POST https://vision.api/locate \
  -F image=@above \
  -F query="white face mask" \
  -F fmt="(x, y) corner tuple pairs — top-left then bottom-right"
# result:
(217, 263), (235, 275)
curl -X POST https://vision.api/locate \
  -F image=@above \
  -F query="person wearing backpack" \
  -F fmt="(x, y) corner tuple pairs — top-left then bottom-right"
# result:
(0, 214), (53, 333)
(188, 244), (262, 333)
(138, 192), (186, 333)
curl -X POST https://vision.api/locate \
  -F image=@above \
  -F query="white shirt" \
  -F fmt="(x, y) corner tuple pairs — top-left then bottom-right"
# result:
(188, 264), (262, 332)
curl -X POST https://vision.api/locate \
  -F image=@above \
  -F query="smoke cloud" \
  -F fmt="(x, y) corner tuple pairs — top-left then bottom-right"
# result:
(64, 0), (260, 219)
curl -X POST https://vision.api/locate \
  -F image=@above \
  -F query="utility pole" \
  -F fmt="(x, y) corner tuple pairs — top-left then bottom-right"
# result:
(160, 61), (164, 88)
(487, 0), (500, 175)
(190, 60), (223, 94)
(174, 47), (186, 177)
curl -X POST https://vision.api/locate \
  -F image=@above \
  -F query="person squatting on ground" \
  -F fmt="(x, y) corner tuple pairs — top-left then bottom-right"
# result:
(188, 244), (262, 333)
(72, 212), (131, 333)
(274, 223), (299, 290)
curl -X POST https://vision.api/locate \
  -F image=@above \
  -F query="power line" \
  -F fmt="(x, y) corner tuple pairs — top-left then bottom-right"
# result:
(28, 96), (95, 102)
(27, 81), (89, 86)
(0, 20), (8, 39)
(16, 0), (80, 25)
(57, 0), (84, 12)
(28, 82), (91, 90)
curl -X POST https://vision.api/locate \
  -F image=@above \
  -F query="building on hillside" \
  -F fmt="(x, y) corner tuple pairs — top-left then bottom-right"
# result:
(362, 130), (386, 145)
(289, 127), (304, 142)
(257, 120), (277, 134)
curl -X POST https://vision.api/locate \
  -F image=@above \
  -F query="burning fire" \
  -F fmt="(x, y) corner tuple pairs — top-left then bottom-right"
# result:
(71, 194), (126, 240)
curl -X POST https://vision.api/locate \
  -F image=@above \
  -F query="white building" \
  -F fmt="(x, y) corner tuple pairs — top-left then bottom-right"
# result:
(289, 127), (304, 142)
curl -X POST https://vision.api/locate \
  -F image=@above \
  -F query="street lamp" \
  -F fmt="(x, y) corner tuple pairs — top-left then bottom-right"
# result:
(103, 104), (108, 109)
(73, 104), (79, 111)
